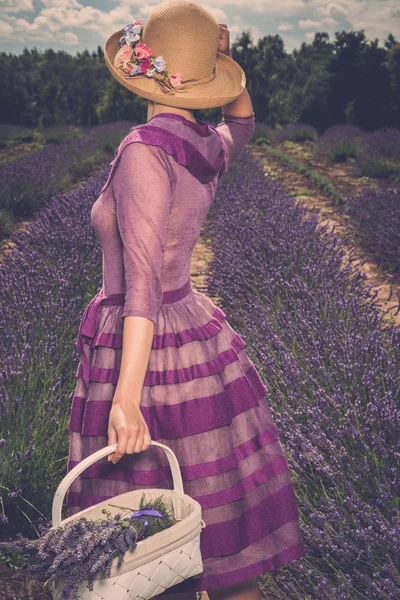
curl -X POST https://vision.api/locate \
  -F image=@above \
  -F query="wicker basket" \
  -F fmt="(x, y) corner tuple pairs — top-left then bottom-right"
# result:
(44, 441), (206, 599)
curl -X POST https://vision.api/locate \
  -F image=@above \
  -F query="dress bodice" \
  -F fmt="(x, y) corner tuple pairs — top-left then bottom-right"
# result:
(91, 112), (255, 324)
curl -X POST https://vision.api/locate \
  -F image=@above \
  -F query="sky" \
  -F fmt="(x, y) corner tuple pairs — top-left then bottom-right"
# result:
(0, 0), (399, 56)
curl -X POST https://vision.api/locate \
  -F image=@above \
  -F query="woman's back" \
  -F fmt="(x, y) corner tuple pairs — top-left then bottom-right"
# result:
(91, 112), (256, 323)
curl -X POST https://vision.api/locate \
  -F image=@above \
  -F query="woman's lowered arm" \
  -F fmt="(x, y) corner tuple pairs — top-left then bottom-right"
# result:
(106, 142), (174, 463)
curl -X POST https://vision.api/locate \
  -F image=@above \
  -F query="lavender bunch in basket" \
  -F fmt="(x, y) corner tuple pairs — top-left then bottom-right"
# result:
(0, 493), (176, 600)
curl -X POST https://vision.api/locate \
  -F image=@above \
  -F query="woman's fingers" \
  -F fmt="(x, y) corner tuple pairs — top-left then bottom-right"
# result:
(142, 430), (151, 451)
(107, 427), (118, 461)
(112, 428), (128, 463)
(125, 426), (141, 454)
(133, 429), (145, 454)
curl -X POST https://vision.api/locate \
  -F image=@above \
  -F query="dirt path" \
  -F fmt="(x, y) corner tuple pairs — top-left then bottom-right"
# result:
(249, 142), (400, 327)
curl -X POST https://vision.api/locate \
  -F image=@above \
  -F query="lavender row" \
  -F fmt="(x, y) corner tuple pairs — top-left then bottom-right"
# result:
(0, 167), (107, 534)
(251, 122), (400, 181)
(0, 122), (132, 219)
(314, 124), (400, 282)
(203, 152), (399, 598)
(345, 184), (400, 284)
(313, 124), (400, 180)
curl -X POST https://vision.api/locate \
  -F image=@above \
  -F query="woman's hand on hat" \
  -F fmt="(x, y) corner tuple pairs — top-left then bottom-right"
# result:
(107, 402), (151, 463)
(218, 23), (231, 56)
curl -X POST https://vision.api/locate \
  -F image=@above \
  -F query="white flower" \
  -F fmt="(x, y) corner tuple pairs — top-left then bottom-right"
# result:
(154, 56), (166, 73)
(125, 33), (141, 45)
(146, 67), (157, 77)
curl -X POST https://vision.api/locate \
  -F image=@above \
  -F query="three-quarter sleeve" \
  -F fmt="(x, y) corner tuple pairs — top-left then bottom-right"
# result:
(215, 112), (256, 180)
(111, 142), (174, 324)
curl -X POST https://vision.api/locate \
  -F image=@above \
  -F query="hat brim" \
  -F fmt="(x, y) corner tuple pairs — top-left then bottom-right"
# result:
(104, 29), (246, 110)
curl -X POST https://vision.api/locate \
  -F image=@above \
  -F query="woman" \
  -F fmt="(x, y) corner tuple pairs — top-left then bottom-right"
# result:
(66, 1), (306, 598)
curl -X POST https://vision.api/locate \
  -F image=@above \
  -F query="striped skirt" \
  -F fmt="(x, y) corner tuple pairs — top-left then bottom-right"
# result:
(66, 278), (305, 593)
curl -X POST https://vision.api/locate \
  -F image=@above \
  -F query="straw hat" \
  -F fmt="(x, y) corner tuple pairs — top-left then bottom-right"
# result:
(104, 0), (246, 109)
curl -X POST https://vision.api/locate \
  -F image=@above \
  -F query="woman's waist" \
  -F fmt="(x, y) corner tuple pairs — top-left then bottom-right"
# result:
(101, 277), (193, 306)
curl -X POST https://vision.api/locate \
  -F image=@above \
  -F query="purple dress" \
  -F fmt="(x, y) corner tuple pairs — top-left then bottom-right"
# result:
(66, 112), (305, 592)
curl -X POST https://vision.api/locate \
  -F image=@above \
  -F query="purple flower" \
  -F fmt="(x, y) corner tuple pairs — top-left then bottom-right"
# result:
(154, 56), (166, 73)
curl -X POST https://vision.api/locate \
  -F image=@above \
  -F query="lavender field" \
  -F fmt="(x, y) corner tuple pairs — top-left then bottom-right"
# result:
(203, 150), (399, 598)
(0, 125), (399, 599)
(0, 122), (132, 239)
(0, 167), (107, 536)
(253, 121), (400, 182)
(251, 123), (400, 283)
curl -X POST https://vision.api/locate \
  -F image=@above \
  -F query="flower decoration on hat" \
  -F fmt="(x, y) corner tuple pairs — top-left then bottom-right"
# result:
(114, 20), (183, 94)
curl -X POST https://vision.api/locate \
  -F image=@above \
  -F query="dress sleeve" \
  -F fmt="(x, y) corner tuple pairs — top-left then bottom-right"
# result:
(111, 142), (174, 325)
(215, 112), (256, 180)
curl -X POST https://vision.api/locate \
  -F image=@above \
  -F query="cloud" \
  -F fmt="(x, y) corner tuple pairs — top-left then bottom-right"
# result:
(0, 1), (134, 43)
(228, 13), (263, 43)
(320, 17), (338, 27)
(0, 0), (34, 13)
(40, 0), (81, 7)
(312, 0), (399, 39)
(58, 30), (79, 43)
(278, 23), (295, 32)
(0, 20), (14, 35)
(299, 19), (322, 30)
(0, 0), (398, 51)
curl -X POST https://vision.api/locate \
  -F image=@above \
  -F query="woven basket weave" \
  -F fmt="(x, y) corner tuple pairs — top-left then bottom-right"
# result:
(44, 441), (206, 599)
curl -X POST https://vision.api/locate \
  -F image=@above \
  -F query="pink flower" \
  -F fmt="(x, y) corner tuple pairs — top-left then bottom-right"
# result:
(119, 44), (133, 63)
(139, 58), (151, 73)
(170, 73), (182, 88)
(122, 62), (134, 74)
(135, 42), (152, 59)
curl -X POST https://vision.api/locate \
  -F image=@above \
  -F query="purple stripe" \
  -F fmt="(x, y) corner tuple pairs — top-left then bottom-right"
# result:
(69, 362), (268, 439)
(101, 127), (225, 190)
(101, 293), (124, 306)
(77, 333), (247, 386)
(200, 483), (301, 559)
(93, 306), (226, 350)
(194, 455), (289, 509)
(66, 483), (302, 559)
(147, 113), (213, 136)
(100, 279), (193, 307)
(136, 126), (225, 183)
(68, 396), (85, 432)
(66, 491), (109, 507)
(96, 315), (223, 349)
(162, 278), (192, 303)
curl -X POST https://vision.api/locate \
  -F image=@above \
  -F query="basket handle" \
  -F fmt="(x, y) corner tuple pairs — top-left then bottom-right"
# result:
(52, 441), (184, 528)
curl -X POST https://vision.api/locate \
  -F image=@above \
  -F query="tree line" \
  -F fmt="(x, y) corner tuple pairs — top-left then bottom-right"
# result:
(0, 29), (399, 132)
